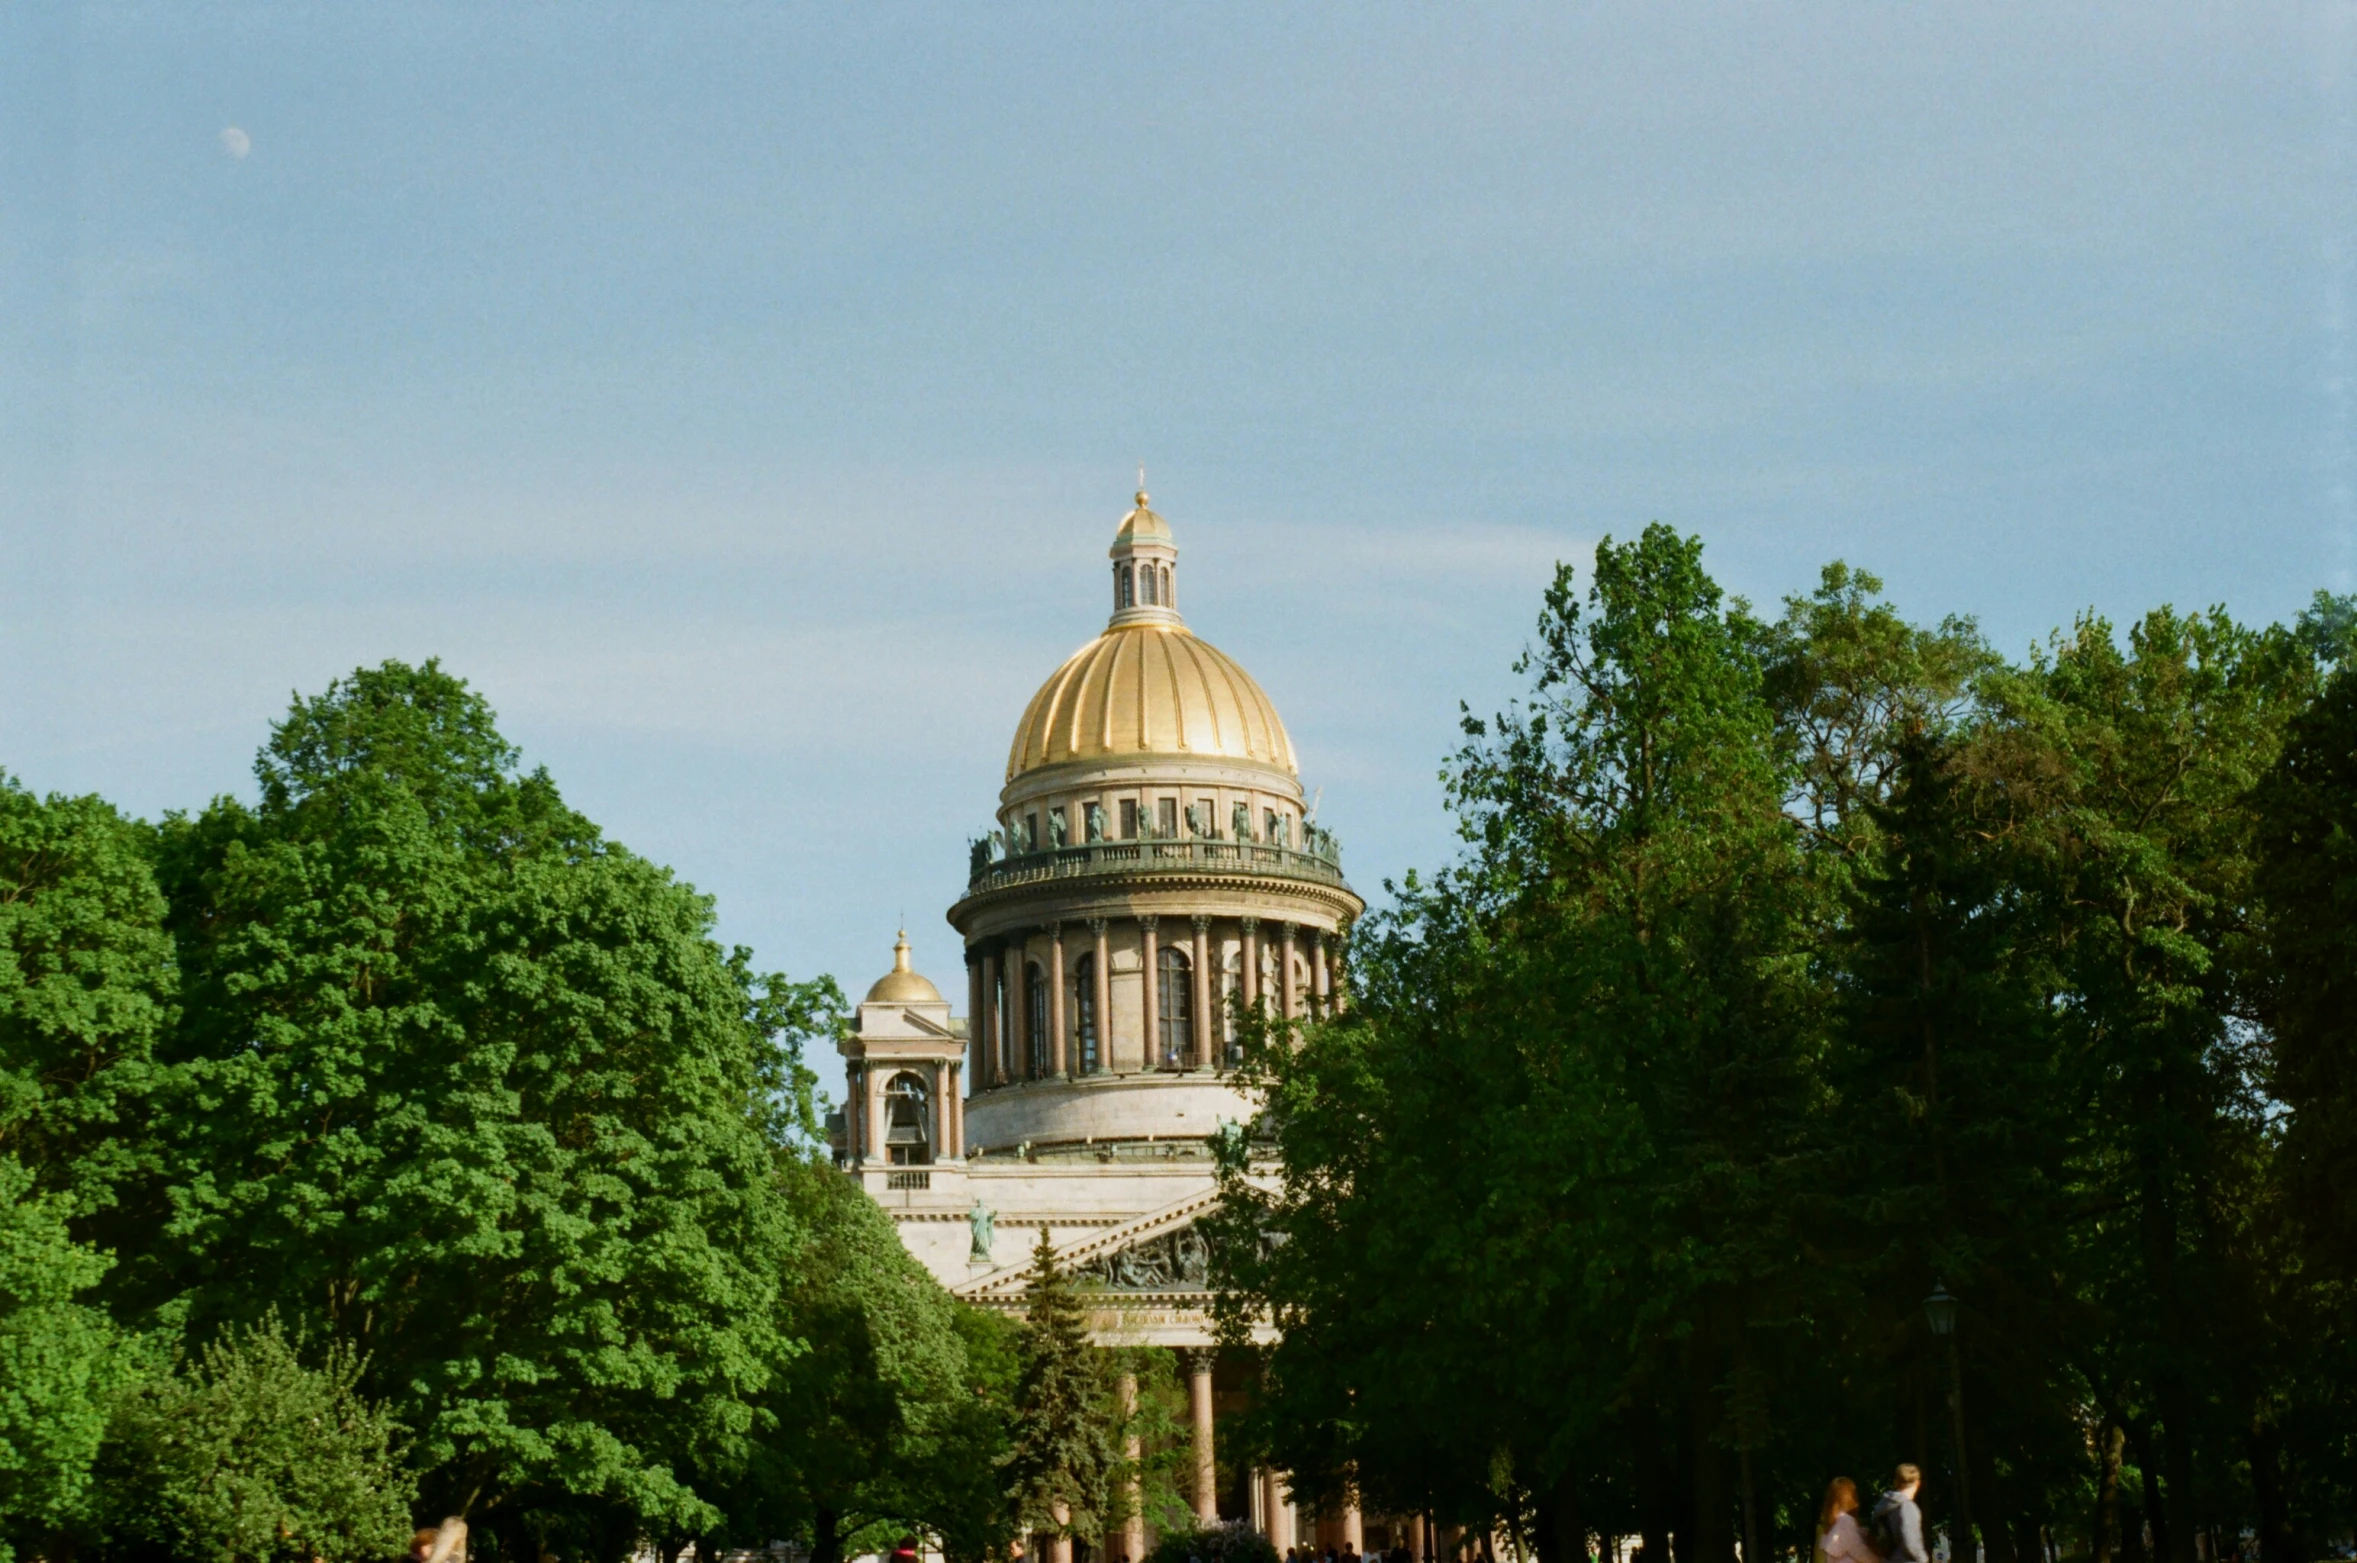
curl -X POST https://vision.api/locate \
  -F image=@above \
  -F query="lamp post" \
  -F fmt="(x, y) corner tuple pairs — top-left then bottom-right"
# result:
(1925, 1283), (1975, 1563)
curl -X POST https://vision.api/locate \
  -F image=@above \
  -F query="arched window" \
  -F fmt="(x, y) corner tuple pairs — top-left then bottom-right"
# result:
(1071, 952), (1098, 1074)
(1158, 945), (1192, 1069)
(1119, 564), (1135, 608)
(883, 1072), (931, 1166)
(1026, 962), (1048, 1078)
(1142, 565), (1158, 606)
(1160, 566), (1173, 606)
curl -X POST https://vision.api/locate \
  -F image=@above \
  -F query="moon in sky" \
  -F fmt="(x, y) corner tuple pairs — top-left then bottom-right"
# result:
(220, 127), (251, 159)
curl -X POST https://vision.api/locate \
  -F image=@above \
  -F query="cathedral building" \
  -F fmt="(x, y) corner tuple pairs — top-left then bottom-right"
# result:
(835, 488), (1365, 1557)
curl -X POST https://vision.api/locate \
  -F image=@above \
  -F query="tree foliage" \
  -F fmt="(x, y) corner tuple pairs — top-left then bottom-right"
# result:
(1008, 1233), (1124, 1545)
(0, 1154), (128, 1561)
(1215, 532), (2355, 1563)
(92, 1316), (411, 1563)
(0, 776), (175, 1215)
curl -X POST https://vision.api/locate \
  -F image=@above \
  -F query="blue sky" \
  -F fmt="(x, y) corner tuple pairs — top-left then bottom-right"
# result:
(4, 3), (2353, 1002)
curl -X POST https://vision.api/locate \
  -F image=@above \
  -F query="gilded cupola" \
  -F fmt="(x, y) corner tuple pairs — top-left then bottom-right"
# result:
(1004, 490), (1298, 781)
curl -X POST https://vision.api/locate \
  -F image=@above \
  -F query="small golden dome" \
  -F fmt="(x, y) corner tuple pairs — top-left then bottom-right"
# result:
(864, 930), (946, 1005)
(1006, 622), (1298, 780)
(1114, 489), (1172, 547)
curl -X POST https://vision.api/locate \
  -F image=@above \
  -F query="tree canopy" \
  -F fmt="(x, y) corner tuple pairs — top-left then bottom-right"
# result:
(1214, 530), (2355, 1563)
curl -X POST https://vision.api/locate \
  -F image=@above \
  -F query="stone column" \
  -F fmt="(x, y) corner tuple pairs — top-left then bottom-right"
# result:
(946, 1062), (963, 1159)
(1408, 1514), (1428, 1562)
(1090, 918), (1112, 1075)
(980, 947), (1001, 1088)
(1184, 1348), (1217, 1523)
(1191, 916), (1213, 1068)
(1139, 916), (1161, 1069)
(1314, 934), (1332, 1018)
(1342, 1492), (1363, 1553)
(1049, 923), (1069, 1077)
(1120, 1371), (1146, 1563)
(1010, 939), (1030, 1080)
(868, 1069), (888, 1166)
(1051, 1502), (1073, 1563)
(1280, 923), (1300, 1021)
(967, 952), (986, 1090)
(1240, 916), (1261, 1012)
(1266, 1472), (1295, 1551)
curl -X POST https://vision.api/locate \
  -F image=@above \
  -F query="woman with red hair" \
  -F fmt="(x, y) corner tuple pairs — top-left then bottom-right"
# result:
(1818, 1478), (1881, 1563)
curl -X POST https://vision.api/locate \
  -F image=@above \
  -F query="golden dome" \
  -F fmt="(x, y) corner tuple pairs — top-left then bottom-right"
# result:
(1006, 622), (1298, 780)
(864, 930), (946, 1005)
(1114, 490), (1172, 547)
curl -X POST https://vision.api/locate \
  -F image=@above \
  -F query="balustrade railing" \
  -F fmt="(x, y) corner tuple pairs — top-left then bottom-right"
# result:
(963, 836), (1348, 895)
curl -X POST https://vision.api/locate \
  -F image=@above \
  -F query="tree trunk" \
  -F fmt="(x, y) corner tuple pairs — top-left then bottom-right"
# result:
(2155, 1380), (2199, 1563)
(2124, 1421), (2171, 1563)
(2246, 1417), (2302, 1563)
(1688, 1371), (1735, 1563)
(1970, 1425), (2018, 1563)
(1639, 1417), (1674, 1563)
(1738, 1448), (1759, 1563)
(2094, 1422), (2124, 1563)
(812, 1505), (845, 1563)
(1540, 1469), (1588, 1563)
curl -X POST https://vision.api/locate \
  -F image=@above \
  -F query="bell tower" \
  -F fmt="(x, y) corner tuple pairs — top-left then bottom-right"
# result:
(839, 930), (966, 1174)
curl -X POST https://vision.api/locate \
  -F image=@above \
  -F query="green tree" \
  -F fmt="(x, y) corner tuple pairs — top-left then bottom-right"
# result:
(1220, 528), (1833, 1563)
(91, 1315), (410, 1563)
(1988, 610), (2309, 1563)
(0, 1154), (128, 1562)
(2248, 661), (2357, 1559)
(137, 660), (814, 1551)
(2255, 662), (2357, 1279)
(1007, 1233), (1121, 1548)
(0, 775), (175, 1215)
(713, 1155), (1012, 1563)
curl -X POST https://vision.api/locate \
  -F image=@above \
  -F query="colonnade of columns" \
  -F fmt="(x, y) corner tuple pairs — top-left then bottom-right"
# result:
(963, 916), (1343, 1092)
(1076, 1351), (1356, 1558)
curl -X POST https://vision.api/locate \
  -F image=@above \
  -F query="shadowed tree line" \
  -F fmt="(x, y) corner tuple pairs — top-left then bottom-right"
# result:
(1209, 531), (2356, 1563)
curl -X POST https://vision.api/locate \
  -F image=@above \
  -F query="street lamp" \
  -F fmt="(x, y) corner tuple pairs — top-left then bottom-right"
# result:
(1924, 1282), (1959, 1338)
(1924, 1283), (1975, 1563)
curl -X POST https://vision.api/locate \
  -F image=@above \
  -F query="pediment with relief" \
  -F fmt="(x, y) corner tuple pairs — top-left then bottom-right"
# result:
(1083, 1221), (1212, 1291)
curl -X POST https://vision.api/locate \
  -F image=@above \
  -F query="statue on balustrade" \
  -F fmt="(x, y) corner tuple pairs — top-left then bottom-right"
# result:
(1086, 803), (1107, 843)
(1232, 801), (1253, 842)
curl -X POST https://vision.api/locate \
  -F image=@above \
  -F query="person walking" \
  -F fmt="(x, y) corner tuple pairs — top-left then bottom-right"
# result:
(1817, 1479), (1880, 1563)
(1872, 1465), (1928, 1563)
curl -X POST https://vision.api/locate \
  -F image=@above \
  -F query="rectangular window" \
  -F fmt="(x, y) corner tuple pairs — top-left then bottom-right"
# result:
(1265, 808), (1280, 843)
(1025, 813), (1039, 853)
(1120, 798), (1139, 839)
(1156, 797), (1178, 838)
(1198, 798), (1217, 837)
